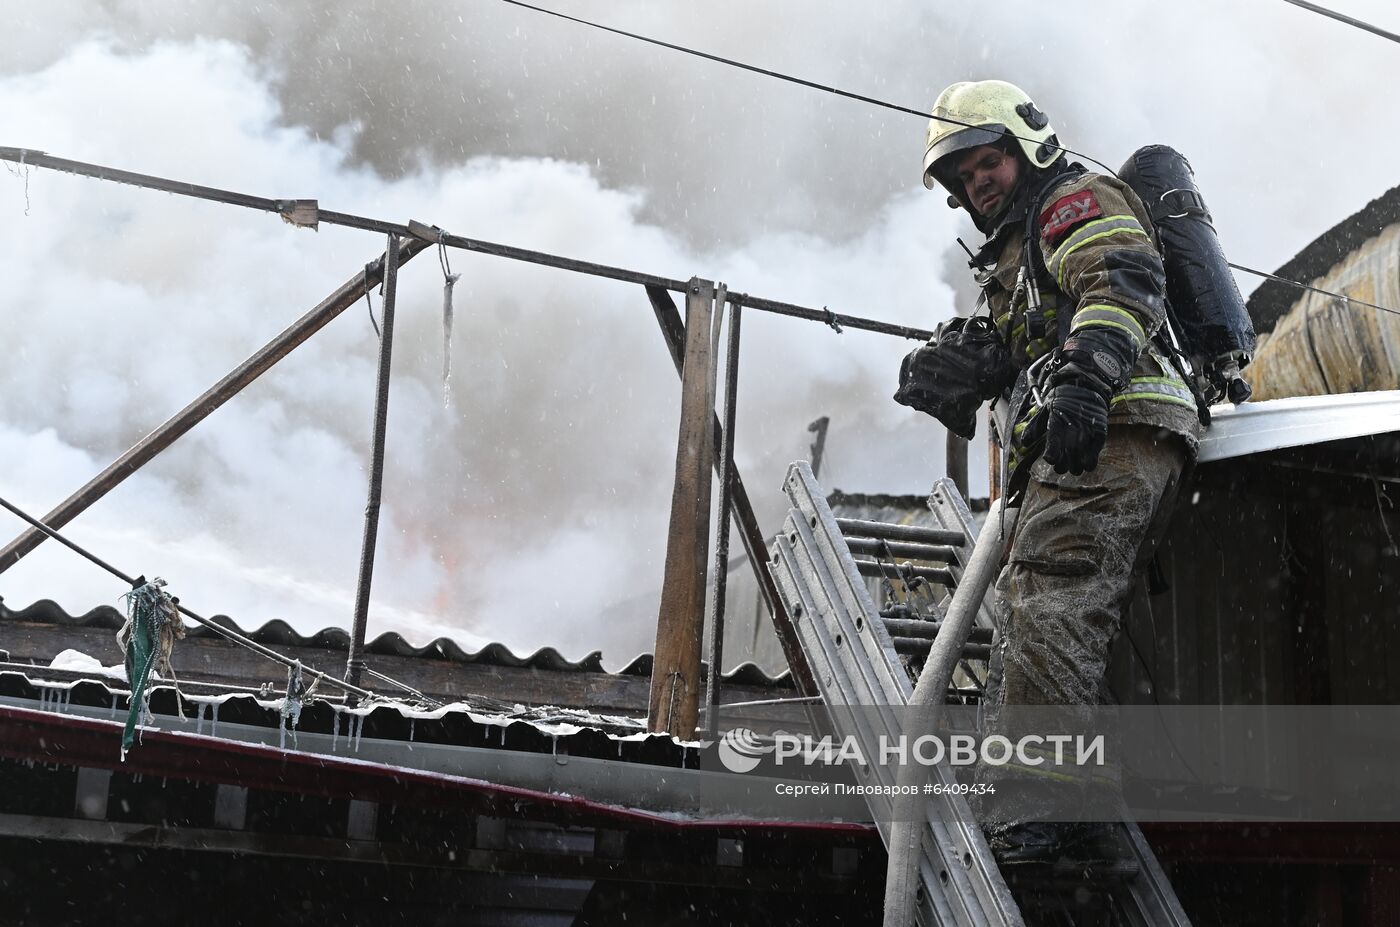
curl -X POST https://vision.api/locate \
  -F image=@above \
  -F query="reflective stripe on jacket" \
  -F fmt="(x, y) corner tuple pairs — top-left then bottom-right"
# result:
(982, 171), (1203, 448)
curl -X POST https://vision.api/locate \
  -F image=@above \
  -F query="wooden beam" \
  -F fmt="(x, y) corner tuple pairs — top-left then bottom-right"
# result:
(946, 432), (969, 500)
(648, 279), (716, 736)
(0, 239), (431, 574)
(645, 285), (817, 699)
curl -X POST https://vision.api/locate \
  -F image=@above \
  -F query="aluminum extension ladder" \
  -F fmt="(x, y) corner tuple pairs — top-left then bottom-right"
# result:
(767, 462), (1192, 927)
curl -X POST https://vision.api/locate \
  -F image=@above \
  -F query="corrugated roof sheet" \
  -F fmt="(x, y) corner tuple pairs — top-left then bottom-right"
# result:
(0, 598), (791, 688)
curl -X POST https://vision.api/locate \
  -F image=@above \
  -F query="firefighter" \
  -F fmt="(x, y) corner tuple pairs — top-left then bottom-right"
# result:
(896, 79), (1204, 861)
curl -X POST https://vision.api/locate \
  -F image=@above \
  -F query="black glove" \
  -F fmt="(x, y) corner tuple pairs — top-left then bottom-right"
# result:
(1037, 326), (1138, 475)
(1041, 383), (1109, 475)
(893, 316), (1012, 439)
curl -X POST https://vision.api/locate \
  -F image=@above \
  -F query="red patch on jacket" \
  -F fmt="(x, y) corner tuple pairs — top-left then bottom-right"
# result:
(1039, 190), (1103, 246)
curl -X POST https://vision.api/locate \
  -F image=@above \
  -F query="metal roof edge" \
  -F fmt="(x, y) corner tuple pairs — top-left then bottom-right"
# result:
(1198, 390), (1400, 463)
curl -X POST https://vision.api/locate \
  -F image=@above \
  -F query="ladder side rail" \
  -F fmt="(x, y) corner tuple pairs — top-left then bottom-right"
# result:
(918, 821), (1024, 927)
(770, 532), (905, 832)
(925, 478), (1001, 632)
(770, 465), (1023, 927)
(783, 465), (906, 686)
(1123, 822), (1193, 926)
(771, 528), (1020, 927)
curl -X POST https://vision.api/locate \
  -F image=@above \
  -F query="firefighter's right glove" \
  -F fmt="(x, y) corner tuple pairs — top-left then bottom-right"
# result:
(893, 317), (1012, 440)
(1038, 326), (1137, 475)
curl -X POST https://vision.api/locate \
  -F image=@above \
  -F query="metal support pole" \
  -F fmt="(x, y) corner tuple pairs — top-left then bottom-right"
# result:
(645, 285), (818, 698)
(648, 278), (717, 736)
(703, 291), (740, 735)
(0, 240), (429, 575)
(345, 234), (402, 690)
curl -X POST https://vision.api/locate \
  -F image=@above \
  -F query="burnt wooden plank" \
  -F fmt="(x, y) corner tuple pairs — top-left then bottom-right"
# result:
(648, 279), (716, 737)
(646, 285), (817, 700)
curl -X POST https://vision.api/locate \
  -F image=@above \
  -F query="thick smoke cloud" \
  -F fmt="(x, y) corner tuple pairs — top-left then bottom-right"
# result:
(2, 3), (1398, 668)
(0, 39), (955, 666)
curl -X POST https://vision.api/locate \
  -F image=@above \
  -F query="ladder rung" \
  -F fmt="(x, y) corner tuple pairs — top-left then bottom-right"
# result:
(881, 617), (994, 644)
(836, 517), (965, 547)
(852, 559), (952, 585)
(891, 637), (991, 660)
(845, 536), (958, 562)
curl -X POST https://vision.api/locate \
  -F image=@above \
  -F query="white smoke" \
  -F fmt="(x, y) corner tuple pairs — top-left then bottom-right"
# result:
(2, 2), (1397, 667)
(0, 39), (956, 664)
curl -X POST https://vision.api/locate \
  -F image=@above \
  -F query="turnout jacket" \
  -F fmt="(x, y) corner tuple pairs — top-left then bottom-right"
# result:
(973, 169), (1204, 449)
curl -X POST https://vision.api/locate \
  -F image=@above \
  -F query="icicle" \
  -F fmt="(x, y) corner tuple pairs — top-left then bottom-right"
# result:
(408, 718), (415, 750)
(210, 702), (220, 739)
(331, 710), (341, 752)
(196, 702), (207, 736)
(438, 237), (461, 408)
(442, 273), (458, 406)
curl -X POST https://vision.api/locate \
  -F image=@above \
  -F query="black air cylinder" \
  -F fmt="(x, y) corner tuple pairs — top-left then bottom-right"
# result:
(1120, 145), (1257, 404)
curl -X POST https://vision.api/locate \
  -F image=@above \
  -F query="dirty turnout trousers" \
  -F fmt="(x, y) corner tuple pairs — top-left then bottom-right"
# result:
(977, 424), (1188, 825)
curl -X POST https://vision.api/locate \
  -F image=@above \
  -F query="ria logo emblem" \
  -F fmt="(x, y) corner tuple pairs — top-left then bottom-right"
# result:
(717, 727), (773, 773)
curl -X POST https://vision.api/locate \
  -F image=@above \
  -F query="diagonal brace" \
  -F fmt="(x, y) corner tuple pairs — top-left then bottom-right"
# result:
(0, 239), (431, 574)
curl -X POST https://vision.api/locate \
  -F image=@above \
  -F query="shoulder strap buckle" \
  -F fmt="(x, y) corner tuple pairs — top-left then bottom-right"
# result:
(1156, 188), (1208, 221)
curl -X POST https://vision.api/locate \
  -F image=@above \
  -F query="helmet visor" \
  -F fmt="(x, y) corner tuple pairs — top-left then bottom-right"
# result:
(922, 123), (1011, 190)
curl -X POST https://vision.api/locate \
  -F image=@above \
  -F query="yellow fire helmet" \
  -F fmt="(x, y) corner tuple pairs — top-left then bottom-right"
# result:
(921, 79), (1063, 195)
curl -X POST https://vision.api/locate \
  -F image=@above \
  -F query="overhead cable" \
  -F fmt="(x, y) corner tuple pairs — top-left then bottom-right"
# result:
(495, 1), (1400, 318)
(1282, 0), (1400, 45)
(1228, 261), (1400, 318)
(495, 0), (1123, 179)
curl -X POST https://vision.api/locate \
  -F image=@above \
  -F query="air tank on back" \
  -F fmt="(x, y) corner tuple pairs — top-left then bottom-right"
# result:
(1119, 145), (1257, 405)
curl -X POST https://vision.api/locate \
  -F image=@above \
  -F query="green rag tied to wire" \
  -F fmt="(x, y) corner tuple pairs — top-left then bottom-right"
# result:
(118, 577), (180, 760)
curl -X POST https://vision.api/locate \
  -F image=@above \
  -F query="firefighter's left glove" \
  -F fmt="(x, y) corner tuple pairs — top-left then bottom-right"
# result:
(1039, 327), (1137, 475)
(893, 317), (1012, 440)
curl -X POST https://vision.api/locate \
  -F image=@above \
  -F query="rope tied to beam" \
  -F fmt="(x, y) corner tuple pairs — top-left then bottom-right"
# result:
(279, 659), (318, 748)
(821, 306), (843, 334)
(116, 576), (184, 760)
